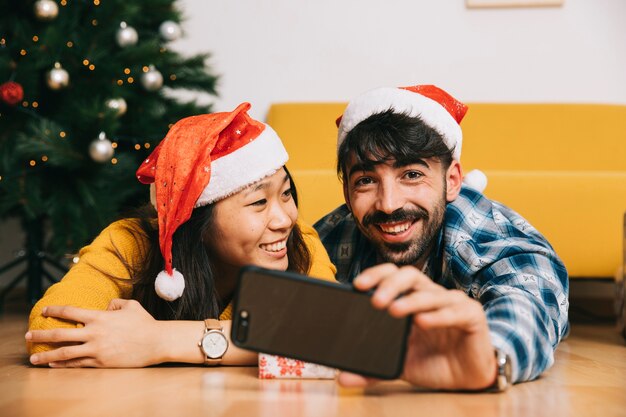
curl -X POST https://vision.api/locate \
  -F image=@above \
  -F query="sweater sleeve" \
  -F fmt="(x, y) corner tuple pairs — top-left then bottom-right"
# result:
(299, 219), (337, 282)
(27, 219), (146, 354)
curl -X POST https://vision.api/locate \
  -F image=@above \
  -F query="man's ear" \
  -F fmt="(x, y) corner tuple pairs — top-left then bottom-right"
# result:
(445, 160), (462, 203)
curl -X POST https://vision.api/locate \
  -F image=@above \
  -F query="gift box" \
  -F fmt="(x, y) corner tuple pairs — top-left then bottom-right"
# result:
(258, 353), (337, 379)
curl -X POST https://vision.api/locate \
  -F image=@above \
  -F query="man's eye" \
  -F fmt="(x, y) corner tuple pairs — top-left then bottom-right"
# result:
(354, 177), (373, 187)
(405, 171), (423, 180)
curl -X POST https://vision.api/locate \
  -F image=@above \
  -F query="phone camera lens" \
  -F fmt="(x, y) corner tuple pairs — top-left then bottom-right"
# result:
(235, 310), (249, 343)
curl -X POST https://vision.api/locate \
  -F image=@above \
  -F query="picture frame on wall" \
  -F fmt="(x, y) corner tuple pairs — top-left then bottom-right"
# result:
(466, 0), (564, 7)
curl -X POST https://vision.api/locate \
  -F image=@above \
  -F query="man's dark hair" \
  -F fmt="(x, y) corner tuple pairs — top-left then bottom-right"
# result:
(337, 110), (454, 180)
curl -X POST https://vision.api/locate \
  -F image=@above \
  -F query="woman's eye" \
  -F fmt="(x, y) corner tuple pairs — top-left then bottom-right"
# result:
(250, 199), (267, 207)
(282, 188), (293, 198)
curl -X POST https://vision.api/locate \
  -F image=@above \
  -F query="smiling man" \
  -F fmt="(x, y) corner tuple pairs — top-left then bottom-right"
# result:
(314, 85), (569, 391)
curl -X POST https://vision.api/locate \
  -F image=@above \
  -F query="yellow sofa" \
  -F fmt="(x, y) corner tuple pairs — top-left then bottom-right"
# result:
(267, 103), (626, 279)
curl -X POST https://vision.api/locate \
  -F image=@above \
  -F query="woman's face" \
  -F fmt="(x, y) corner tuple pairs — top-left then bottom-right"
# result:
(206, 168), (298, 274)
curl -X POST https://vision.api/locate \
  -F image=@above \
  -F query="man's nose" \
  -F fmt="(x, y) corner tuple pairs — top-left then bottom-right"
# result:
(375, 182), (405, 214)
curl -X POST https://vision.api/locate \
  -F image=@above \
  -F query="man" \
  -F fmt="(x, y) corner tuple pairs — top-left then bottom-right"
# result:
(314, 85), (569, 391)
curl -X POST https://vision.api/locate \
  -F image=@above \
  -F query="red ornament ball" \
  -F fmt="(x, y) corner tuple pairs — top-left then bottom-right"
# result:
(0, 81), (24, 106)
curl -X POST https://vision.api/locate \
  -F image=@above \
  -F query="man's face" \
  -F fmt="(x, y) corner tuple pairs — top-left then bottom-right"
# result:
(344, 155), (461, 267)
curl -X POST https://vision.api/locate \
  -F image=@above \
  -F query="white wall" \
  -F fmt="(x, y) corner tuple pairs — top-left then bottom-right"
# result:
(172, 0), (626, 120)
(2, 0), (625, 289)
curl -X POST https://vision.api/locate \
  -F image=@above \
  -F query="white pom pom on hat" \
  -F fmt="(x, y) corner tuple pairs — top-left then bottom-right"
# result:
(463, 169), (488, 193)
(154, 268), (185, 301)
(135, 103), (288, 301)
(336, 84), (487, 193)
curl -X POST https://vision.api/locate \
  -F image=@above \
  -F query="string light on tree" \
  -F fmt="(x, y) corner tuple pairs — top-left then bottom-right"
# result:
(105, 97), (127, 117)
(46, 62), (69, 90)
(89, 131), (115, 163)
(140, 65), (163, 91)
(34, 0), (59, 21)
(116, 22), (138, 48)
(159, 21), (182, 42)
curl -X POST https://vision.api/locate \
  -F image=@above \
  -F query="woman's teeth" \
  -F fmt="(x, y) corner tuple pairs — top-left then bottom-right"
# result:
(260, 239), (287, 252)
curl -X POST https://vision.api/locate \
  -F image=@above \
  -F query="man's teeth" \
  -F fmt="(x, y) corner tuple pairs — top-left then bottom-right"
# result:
(379, 222), (412, 234)
(261, 240), (287, 252)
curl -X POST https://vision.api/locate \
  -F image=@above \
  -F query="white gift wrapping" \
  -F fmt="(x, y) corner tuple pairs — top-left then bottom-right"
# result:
(258, 353), (337, 379)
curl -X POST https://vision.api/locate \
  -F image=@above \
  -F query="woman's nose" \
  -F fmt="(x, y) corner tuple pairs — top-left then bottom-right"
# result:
(269, 201), (295, 230)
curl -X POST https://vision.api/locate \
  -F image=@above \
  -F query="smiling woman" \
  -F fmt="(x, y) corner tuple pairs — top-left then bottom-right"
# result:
(26, 103), (336, 368)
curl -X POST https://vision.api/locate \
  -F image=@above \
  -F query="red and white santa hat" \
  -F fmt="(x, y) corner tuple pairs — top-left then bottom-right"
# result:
(136, 102), (288, 301)
(336, 84), (487, 192)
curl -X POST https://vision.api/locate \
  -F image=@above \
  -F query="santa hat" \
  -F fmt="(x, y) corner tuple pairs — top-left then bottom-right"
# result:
(135, 102), (288, 301)
(336, 85), (487, 192)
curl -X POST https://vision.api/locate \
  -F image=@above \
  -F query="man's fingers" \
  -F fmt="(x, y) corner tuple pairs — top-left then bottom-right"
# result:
(353, 263), (399, 290)
(26, 328), (87, 344)
(388, 288), (465, 317)
(337, 371), (378, 388)
(370, 266), (434, 310)
(30, 344), (91, 366)
(42, 305), (98, 323)
(413, 298), (485, 331)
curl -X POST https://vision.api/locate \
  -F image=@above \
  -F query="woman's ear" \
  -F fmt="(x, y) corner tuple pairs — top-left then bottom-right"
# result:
(445, 160), (463, 203)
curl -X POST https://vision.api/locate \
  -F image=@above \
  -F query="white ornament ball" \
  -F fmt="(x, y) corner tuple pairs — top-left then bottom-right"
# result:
(116, 22), (138, 48)
(34, 0), (59, 21)
(159, 21), (182, 42)
(105, 97), (127, 117)
(89, 132), (115, 163)
(141, 66), (163, 92)
(46, 62), (69, 90)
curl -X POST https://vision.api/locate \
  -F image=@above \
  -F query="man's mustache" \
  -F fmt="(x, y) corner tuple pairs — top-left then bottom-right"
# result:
(362, 207), (429, 227)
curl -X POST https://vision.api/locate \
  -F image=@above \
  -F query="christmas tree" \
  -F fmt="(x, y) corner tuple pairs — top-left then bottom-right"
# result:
(0, 0), (218, 261)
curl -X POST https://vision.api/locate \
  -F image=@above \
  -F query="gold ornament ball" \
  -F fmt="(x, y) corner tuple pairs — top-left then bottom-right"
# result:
(46, 62), (70, 90)
(89, 132), (115, 163)
(116, 22), (138, 48)
(159, 21), (182, 42)
(105, 97), (127, 117)
(140, 66), (163, 92)
(34, 0), (59, 21)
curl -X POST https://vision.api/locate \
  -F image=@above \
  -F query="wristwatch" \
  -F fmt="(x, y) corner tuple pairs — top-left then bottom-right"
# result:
(488, 348), (512, 392)
(198, 319), (228, 365)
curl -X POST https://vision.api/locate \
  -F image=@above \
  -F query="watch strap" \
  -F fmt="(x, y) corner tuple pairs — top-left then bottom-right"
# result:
(486, 348), (512, 392)
(200, 319), (226, 366)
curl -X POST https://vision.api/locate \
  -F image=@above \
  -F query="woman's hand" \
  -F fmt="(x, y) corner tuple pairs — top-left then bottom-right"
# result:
(337, 263), (497, 391)
(26, 299), (166, 368)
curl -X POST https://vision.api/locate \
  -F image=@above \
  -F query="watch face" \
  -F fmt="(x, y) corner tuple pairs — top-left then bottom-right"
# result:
(202, 330), (228, 359)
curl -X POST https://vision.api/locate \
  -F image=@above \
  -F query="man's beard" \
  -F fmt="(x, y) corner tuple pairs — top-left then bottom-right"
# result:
(356, 196), (446, 266)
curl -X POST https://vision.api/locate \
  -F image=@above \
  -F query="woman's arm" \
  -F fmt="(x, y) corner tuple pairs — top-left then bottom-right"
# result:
(26, 299), (257, 367)
(28, 220), (141, 354)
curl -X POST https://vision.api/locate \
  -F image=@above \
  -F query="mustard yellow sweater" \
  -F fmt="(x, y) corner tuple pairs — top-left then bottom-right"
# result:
(28, 218), (337, 354)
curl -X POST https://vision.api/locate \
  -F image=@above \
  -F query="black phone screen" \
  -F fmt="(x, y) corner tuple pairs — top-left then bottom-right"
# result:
(232, 266), (410, 379)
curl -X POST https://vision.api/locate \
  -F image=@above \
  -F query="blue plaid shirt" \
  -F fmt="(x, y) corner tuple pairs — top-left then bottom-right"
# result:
(314, 186), (569, 383)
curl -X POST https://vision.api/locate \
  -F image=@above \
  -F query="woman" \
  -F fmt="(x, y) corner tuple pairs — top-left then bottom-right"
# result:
(26, 102), (336, 368)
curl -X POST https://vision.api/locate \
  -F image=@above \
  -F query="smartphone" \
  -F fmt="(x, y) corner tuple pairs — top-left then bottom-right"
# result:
(231, 265), (411, 379)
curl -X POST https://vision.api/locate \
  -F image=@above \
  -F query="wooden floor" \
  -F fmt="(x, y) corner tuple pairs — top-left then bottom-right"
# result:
(1, 311), (625, 417)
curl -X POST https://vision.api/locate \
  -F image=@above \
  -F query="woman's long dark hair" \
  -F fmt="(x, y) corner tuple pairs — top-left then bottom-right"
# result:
(117, 167), (310, 321)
